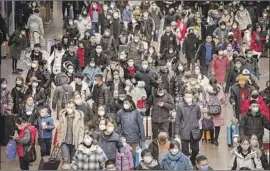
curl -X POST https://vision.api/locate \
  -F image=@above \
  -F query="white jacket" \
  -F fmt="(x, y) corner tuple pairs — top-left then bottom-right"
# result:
(125, 81), (147, 105)
(27, 13), (44, 35)
(230, 148), (263, 170)
(235, 9), (252, 30)
(70, 81), (90, 101)
(48, 49), (65, 74)
(75, 17), (91, 40)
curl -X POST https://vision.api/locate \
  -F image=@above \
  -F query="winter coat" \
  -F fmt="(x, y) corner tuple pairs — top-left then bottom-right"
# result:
(171, 72), (185, 100)
(116, 108), (145, 143)
(212, 27), (229, 45)
(122, 9), (132, 22)
(48, 49), (65, 75)
(25, 86), (47, 106)
(126, 81), (147, 106)
(260, 87), (270, 108)
(124, 65), (139, 80)
(37, 114), (55, 139)
(239, 110), (270, 141)
(230, 147), (263, 170)
(103, 66), (125, 84)
(83, 66), (102, 86)
(229, 84), (253, 119)
(88, 4), (105, 33)
(250, 31), (262, 52)
(127, 41), (145, 66)
(76, 48), (86, 67)
(75, 102), (93, 124)
(61, 51), (81, 73)
(92, 83), (110, 112)
(110, 19), (125, 40)
(39, 68), (53, 90)
(27, 13), (44, 35)
(19, 104), (39, 126)
(107, 80), (125, 99)
(235, 9), (252, 30)
(57, 109), (84, 149)
(16, 126), (31, 157)
(11, 85), (27, 114)
(160, 152), (193, 170)
(52, 73), (74, 116)
(115, 144), (134, 170)
(70, 81), (90, 101)
(25, 68), (43, 84)
(97, 131), (125, 160)
(211, 55), (229, 84)
(225, 68), (242, 93)
(100, 36), (117, 57)
(241, 96), (269, 120)
(136, 160), (161, 170)
(9, 34), (28, 60)
(175, 102), (202, 141)
(71, 144), (108, 170)
(149, 7), (163, 30)
(231, 28), (242, 44)
(66, 25), (80, 39)
(196, 42), (216, 68)
(146, 92), (174, 123)
(1, 88), (13, 115)
(148, 138), (171, 161)
(182, 33), (201, 59)
(90, 52), (108, 70)
(160, 32), (177, 54)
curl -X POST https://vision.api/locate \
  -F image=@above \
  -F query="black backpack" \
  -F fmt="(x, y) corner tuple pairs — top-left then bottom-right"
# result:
(23, 128), (37, 163)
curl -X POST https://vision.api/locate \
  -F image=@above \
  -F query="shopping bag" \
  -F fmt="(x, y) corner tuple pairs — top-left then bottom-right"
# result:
(1, 41), (9, 57)
(135, 146), (142, 167)
(5, 139), (17, 160)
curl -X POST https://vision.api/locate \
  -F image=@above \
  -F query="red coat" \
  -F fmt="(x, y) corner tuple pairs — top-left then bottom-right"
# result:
(211, 55), (229, 84)
(231, 28), (241, 44)
(176, 20), (187, 42)
(241, 96), (270, 121)
(77, 48), (85, 67)
(250, 31), (262, 52)
(89, 4), (103, 20)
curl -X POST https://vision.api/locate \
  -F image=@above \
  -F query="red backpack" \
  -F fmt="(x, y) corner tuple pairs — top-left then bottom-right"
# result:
(27, 125), (37, 145)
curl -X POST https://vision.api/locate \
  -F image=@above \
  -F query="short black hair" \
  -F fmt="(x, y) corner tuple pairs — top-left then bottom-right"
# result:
(0, 78), (7, 84)
(15, 117), (27, 124)
(141, 149), (151, 158)
(34, 9), (39, 13)
(249, 100), (258, 105)
(158, 128), (168, 134)
(196, 155), (208, 164)
(105, 159), (116, 168)
(239, 167), (251, 170)
(95, 74), (103, 80)
(74, 72), (84, 79)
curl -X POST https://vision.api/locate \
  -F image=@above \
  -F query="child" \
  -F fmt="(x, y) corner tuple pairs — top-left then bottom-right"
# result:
(105, 160), (117, 170)
(37, 106), (55, 157)
(115, 137), (134, 170)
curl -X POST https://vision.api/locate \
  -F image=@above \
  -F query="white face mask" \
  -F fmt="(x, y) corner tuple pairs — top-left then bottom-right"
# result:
(241, 144), (249, 151)
(96, 49), (102, 54)
(251, 107), (259, 114)
(170, 149), (179, 155)
(149, 49), (154, 53)
(127, 61), (134, 67)
(68, 69), (74, 73)
(235, 63), (241, 68)
(99, 124), (106, 130)
(143, 156), (153, 164)
(83, 136), (93, 146)
(16, 80), (22, 85)
(185, 97), (193, 104)
(233, 25), (237, 29)
(142, 64), (148, 70)
(218, 51), (224, 56)
(75, 99), (82, 105)
(90, 63), (95, 67)
(194, 69), (200, 74)
(98, 110), (105, 116)
(32, 82), (38, 87)
(66, 108), (73, 114)
(123, 103), (131, 110)
(26, 111), (32, 115)
(106, 127), (114, 133)
(178, 66), (184, 71)
(31, 63), (37, 68)
(221, 25), (226, 29)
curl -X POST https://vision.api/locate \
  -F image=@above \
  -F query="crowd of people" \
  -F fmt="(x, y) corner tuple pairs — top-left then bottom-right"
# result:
(0, 1), (270, 170)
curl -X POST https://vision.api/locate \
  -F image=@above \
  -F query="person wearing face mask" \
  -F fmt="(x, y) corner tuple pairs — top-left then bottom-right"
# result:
(76, 41), (87, 70)
(241, 89), (269, 121)
(127, 34), (146, 67)
(160, 25), (177, 55)
(89, 2), (105, 34)
(62, 43), (81, 73)
(250, 24), (263, 60)
(18, 96), (38, 126)
(235, 4), (252, 31)
(90, 45), (108, 71)
(135, 149), (161, 170)
(57, 101), (84, 164)
(162, 45), (179, 71)
(212, 21), (229, 46)
(97, 117), (125, 161)
(9, 27), (29, 74)
(27, 9), (44, 49)
(66, 19), (80, 42)
(231, 136), (263, 170)
(25, 59), (43, 85)
(73, 92), (93, 124)
(160, 140), (193, 170)
(259, 80), (270, 108)
(76, 14), (87, 41)
(106, 69), (125, 101)
(182, 29), (200, 71)
(149, 2), (163, 42)
(225, 58), (244, 94)
(25, 77), (46, 108)
(71, 133), (108, 170)
(115, 136), (134, 170)
(103, 57), (125, 84)
(116, 96), (145, 156)
(229, 74), (254, 120)
(109, 11), (125, 48)
(141, 11), (155, 39)
(171, 62), (186, 102)
(175, 90), (202, 166)
(157, 60), (173, 95)
(145, 84), (174, 139)
(48, 42), (65, 75)
(148, 128), (171, 162)
(100, 29), (117, 57)
(29, 43), (43, 63)
(124, 58), (138, 80)
(231, 22), (242, 44)
(83, 58), (102, 88)
(194, 155), (214, 170)
(11, 76), (27, 116)
(118, 50), (128, 67)
(70, 72), (90, 101)
(211, 49), (229, 85)
(122, 4), (132, 30)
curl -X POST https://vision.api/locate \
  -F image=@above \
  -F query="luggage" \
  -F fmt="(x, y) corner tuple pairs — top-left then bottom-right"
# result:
(143, 116), (152, 139)
(38, 146), (61, 170)
(227, 123), (239, 147)
(201, 131), (211, 141)
(1, 41), (9, 58)
(5, 140), (17, 160)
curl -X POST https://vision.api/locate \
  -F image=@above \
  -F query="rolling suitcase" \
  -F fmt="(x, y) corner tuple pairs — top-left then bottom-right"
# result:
(143, 116), (152, 139)
(227, 123), (239, 147)
(38, 146), (61, 170)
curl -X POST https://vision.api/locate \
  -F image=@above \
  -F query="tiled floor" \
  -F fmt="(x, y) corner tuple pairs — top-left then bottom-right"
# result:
(1, 1), (269, 170)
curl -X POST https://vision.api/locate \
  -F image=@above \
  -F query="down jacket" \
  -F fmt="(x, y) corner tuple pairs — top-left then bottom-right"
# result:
(70, 81), (90, 101)
(235, 9), (252, 30)
(115, 144), (134, 170)
(211, 55), (229, 84)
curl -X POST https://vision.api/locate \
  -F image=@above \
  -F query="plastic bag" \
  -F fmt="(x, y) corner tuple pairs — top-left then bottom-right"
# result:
(6, 140), (17, 160)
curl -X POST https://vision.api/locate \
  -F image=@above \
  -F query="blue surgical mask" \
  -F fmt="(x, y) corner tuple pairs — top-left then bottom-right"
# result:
(201, 165), (209, 170)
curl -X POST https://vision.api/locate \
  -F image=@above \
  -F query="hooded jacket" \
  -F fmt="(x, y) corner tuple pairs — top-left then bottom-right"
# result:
(115, 143), (134, 170)
(27, 13), (44, 35)
(160, 151), (193, 170)
(127, 40), (145, 66)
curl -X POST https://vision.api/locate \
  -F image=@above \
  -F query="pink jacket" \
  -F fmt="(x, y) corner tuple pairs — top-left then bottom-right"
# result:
(115, 144), (134, 170)
(211, 55), (229, 84)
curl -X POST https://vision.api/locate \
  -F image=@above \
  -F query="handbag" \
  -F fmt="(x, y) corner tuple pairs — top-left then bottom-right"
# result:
(5, 140), (17, 160)
(202, 118), (214, 131)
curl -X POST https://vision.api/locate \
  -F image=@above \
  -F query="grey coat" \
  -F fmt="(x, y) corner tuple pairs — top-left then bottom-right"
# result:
(9, 34), (28, 60)
(127, 41), (145, 67)
(175, 102), (202, 140)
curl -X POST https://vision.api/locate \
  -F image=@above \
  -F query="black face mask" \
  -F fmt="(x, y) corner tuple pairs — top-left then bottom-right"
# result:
(83, 143), (92, 148)
(57, 44), (63, 51)
(159, 137), (167, 142)
(251, 94), (259, 99)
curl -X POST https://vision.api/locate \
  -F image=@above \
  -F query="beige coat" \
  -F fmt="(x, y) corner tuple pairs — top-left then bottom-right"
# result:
(57, 109), (85, 149)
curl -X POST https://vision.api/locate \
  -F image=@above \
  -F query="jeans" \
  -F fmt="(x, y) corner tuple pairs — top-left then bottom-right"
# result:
(61, 143), (76, 164)
(19, 157), (30, 170)
(91, 22), (99, 33)
(153, 29), (159, 42)
(181, 135), (200, 166)
(152, 121), (170, 139)
(204, 61), (211, 77)
(39, 138), (52, 157)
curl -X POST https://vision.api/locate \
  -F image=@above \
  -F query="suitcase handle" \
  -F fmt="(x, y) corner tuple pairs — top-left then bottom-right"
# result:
(49, 146), (60, 161)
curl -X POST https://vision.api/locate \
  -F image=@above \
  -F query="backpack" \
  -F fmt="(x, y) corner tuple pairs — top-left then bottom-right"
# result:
(23, 125), (37, 163)
(207, 94), (221, 116)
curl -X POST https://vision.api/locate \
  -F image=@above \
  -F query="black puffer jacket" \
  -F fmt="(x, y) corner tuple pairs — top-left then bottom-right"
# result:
(11, 85), (27, 114)
(239, 110), (270, 140)
(182, 33), (201, 59)
(92, 83), (110, 112)
(260, 85), (270, 107)
(160, 32), (177, 54)
(25, 85), (47, 107)
(25, 68), (43, 85)
(61, 51), (81, 73)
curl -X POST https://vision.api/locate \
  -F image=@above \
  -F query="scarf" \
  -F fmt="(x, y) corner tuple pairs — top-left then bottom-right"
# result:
(25, 104), (34, 115)
(127, 66), (135, 75)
